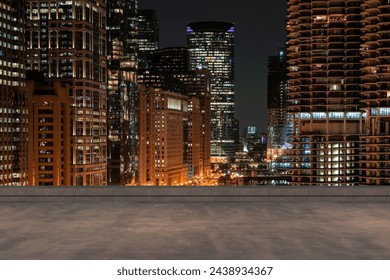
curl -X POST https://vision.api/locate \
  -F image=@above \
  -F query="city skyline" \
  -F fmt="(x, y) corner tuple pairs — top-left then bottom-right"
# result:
(139, 0), (287, 132)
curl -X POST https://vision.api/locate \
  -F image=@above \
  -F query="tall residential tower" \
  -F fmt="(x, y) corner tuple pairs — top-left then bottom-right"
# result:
(360, 0), (390, 185)
(287, 0), (364, 186)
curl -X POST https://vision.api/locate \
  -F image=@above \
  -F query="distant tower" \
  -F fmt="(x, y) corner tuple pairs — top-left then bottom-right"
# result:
(287, 0), (364, 186)
(267, 48), (289, 150)
(151, 47), (188, 73)
(26, 0), (108, 186)
(107, 0), (138, 185)
(0, 0), (28, 185)
(187, 21), (235, 161)
(138, 9), (159, 68)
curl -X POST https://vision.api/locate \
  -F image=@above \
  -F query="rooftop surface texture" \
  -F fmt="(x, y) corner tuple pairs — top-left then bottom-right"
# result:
(1, 200), (390, 259)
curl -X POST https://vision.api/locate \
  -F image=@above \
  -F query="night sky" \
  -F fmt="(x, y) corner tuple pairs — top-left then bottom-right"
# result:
(139, 0), (287, 133)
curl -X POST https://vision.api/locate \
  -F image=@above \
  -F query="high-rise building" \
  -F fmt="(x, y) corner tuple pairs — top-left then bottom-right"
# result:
(0, 0), (28, 186)
(107, 0), (138, 185)
(138, 9), (159, 68)
(138, 85), (188, 186)
(173, 70), (212, 178)
(27, 79), (71, 186)
(138, 68), (211, 181)
(26, 0), (108, 186)
(287, 0), (364, 186)
(267, 48), (289, 149)
(187, 21), (236, 161)
(360, 1), (390, 185)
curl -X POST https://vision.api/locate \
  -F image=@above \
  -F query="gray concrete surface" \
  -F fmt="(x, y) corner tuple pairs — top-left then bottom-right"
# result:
(0, 201), (390, 259)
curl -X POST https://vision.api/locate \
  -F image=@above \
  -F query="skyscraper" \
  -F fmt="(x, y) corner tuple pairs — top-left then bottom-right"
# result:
(0, 0), (28, 186)
(287, 0), (364, 186)
(360, 0), (390, 185)
(267, 48), (289, 150)
(187, 21), (235, 161)
(107, 0), (138, 185)
(26, 0), (108, 186)
(138, 9), (159, 68)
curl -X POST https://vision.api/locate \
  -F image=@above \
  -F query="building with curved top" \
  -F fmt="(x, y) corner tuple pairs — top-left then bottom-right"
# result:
(187, 21), (236, 161)
(287, 0), (364, 186)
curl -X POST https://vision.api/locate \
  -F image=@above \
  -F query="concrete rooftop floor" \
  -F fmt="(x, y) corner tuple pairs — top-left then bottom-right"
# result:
(0, 201), (390, 260)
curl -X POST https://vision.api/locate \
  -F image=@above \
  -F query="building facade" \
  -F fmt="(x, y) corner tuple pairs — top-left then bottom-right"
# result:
(187, 21), (236, 161)
(360, 0), (390, 185)
(138, 85), (188, 186)
(26, 0), (108, 186)
(107, 0), (138, 185)
(173, 70), (212, 178)
(287, 0), (364, 186)
(0, 0), (28, 186)
(27, 80), (71, 186)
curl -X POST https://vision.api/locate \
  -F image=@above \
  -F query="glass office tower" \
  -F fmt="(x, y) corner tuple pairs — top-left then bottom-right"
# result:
(0, 0), (28, 186)
(187, 21), (235, 161)
(107, 0), (138, 185)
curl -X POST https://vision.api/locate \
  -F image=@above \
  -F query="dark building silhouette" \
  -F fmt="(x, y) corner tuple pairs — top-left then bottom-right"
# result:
(151, 47), (188, 73)
(267, 48), (289, 149)
(138, 9), (159, 69)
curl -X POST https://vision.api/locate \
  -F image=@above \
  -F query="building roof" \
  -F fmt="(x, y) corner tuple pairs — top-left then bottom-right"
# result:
(187, 21), (234, 33)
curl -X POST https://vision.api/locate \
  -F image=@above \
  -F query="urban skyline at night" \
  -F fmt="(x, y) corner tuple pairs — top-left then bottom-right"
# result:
(139, 0), (287, 132)
(2, 0), (390, 269)
(2, 0), (390, 186)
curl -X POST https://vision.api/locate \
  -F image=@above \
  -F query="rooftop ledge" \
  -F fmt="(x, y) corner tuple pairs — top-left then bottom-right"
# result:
(1, 186), (390, 202)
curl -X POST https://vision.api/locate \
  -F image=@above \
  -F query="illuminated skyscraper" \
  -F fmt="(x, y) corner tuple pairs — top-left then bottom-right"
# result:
(360, 0), (390, 185)
(107, 0), (138, 185)
(287, 0), (364, 186)
(187, 21), (235, 161)
(0, 0), (28, 186)
(26, 0), (108, 186)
